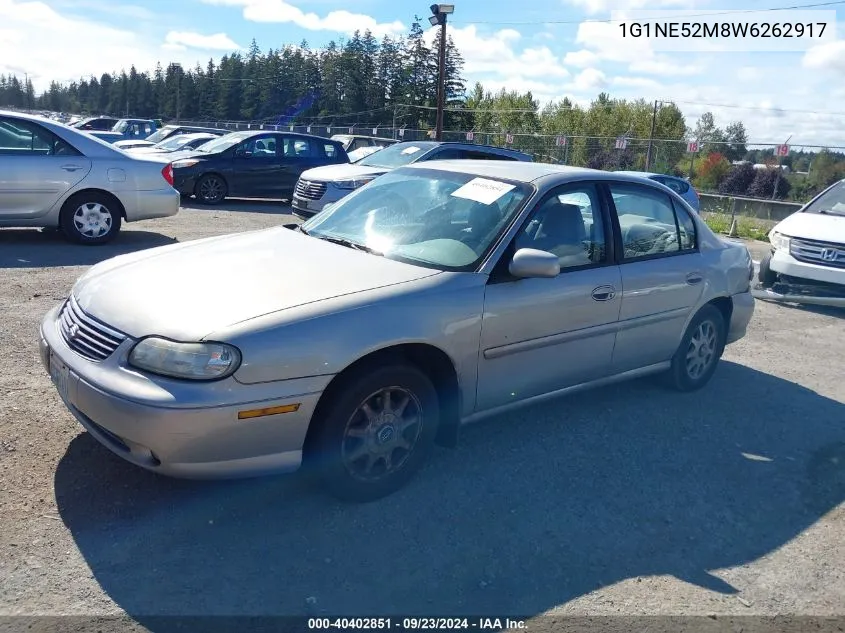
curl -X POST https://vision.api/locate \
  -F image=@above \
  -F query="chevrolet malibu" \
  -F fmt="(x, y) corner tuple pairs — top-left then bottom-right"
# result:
(40, 162), (755, 501)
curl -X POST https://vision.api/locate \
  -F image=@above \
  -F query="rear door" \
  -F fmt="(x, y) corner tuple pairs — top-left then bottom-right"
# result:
(605, 181), (703, 373)
(0, 117), (91, 220)
(277, 137), (343, 195)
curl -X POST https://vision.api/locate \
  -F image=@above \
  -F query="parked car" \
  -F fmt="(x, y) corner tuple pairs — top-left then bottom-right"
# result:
(0, 110), (179, 244)
(171, 130), (348, 205)
(330, 134), (397, 153)
(756, 178), (845, 306)
(125, 132), (219, 155)
(115, 125), (226, 151)
(292, 141), (532, 218)
(615, 171), (700, 212)
(88, 118), (159, 144)
(39, 161), (754, 501)
(71, 116), (120, 132)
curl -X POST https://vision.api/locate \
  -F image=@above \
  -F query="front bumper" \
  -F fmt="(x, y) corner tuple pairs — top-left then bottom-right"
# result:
(173, 172), (198, 196)
(291, 183), (348, 217)
(769, 248), (845, 286)
(39, 304), (329, 479)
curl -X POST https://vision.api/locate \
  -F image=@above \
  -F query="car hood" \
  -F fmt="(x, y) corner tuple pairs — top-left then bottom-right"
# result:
(774, 211), (845, 244)
(73, 227), (440, 340)
(299, 163), (391, 183)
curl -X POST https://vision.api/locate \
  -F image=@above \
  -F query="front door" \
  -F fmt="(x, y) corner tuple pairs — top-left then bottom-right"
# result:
(605, 182), (705, 373)
(229, 134), (283, 197)
(0, 117), (91, 220)
(476, 182), (622, 412)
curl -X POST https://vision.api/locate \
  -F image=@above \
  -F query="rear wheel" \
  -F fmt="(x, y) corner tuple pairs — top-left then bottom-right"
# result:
(665, 304), (726, 392)
(195, 174), (227, 205)
(309, 364), (440, 502)
(59, 192), (122, 245)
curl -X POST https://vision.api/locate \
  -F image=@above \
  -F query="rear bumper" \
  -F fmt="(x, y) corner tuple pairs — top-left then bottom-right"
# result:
(726, 291), (755, 344)
(123, 187), (180, 221)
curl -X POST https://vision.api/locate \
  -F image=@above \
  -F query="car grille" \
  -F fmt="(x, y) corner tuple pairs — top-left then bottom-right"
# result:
(789, 238), (845, 269)
(295, 179), (328, 201)
(58, 296), (127, 361)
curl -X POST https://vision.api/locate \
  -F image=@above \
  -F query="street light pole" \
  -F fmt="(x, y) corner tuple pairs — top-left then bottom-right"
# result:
(429, 4), (454, 141)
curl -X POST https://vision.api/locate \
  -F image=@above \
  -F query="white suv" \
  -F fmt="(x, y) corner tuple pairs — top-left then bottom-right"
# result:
(758, 178), (845, 302)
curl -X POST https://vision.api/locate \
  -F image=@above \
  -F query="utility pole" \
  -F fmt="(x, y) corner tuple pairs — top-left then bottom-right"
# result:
(429, 4), (454, 141)
(645, 99), (659, 171)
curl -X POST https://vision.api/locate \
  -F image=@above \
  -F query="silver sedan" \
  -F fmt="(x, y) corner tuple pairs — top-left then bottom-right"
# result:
(39, 161), (755, 501)
(0, 110), (179, 244)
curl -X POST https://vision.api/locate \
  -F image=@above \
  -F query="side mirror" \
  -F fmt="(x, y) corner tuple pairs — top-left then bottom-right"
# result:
(509, 248), (560, 279)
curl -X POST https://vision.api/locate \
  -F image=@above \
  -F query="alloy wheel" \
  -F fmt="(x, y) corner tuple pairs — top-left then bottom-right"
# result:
(686, 319), (718, 380)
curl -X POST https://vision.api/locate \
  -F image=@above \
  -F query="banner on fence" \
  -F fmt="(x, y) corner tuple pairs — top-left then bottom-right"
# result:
(505, 133), (514, 144)
(615, 136), (627, 150)
(466, 131), (474, 141)
(556, 136), (566, 147)
(687, 141), (699, 153)
(776, 144), (790, 157)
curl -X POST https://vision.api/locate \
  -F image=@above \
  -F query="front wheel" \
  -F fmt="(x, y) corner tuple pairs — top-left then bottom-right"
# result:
(195, 174), (227, 205)
(309, 364), (440, 502)
(665, 304), (727, 392)
(758, 253), (778, 288)
(59, 192), (122, 245)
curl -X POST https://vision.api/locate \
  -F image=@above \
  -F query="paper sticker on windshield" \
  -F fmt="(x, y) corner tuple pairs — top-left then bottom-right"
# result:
(450, 178), (516, 205)
(401, 146), (422, 155)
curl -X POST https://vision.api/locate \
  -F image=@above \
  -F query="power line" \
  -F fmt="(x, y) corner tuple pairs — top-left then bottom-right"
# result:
(455, 0), (845, 25)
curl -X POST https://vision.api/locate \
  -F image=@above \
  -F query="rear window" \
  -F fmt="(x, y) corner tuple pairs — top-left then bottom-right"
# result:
(323, 143), (339, 158)
(655, 176), (690, 195)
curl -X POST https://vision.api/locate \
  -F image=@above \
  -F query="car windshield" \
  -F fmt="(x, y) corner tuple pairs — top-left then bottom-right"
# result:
(357, 142), (438, 169)
(301, 167), (532, 271)
(145, 127), (174, 144)
(156, 135), (195, 150)
(804, 181), (845, 216)
(194, 133), (245, 153)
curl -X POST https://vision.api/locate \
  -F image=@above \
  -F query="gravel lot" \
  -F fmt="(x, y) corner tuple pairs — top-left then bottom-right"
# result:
(0, 202), (843, 631)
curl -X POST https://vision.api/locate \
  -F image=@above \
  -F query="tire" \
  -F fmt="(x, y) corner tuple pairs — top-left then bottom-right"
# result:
(59, 192), (122, 245)
(309, 363), (440, 503)
(665, 304), (727, 392)
(195, 174), (228, 205)
(758, 253), (778, 288)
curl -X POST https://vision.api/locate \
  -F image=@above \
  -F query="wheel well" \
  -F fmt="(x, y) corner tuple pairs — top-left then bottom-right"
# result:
(61, 189), (127, 219)
(302, 344), (462, 462)
(708, 296), (733, 331)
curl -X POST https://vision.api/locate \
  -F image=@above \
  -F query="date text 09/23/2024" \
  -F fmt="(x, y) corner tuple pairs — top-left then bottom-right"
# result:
(308, 618), (527, 630)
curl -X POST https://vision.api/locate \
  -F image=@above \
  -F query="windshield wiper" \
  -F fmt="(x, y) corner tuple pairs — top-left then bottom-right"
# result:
(313, 234), (383, 255)
(817, 209), (845, 216)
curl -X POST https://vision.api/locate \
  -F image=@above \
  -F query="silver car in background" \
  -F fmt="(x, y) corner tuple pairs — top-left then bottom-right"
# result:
(40, 162), (754, 502)
(0, 110), (180, 244)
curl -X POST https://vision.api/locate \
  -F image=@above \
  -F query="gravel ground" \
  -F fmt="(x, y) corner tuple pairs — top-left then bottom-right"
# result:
(0, 202), (843, 631)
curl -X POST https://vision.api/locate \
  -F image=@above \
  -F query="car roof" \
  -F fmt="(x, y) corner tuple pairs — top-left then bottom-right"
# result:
(402, 161), (698, 189)
(616, 170), (686, 182)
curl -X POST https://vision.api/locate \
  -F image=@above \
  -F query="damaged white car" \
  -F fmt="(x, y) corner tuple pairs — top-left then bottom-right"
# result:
(756, 178), (845, 307)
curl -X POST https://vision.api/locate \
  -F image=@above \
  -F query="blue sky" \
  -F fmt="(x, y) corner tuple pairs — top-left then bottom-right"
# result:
(2, 0), (845, 145)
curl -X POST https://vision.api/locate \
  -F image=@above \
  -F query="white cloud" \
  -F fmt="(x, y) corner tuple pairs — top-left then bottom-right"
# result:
(563, 50), (600, 68)
(201, 0), (405, 38)
(164, 31), (242, 51)
(0, 0), (239, 91)
(570, 68), (608, 92)
(611, 76), (661, 89)
(433, 25), (569, 79)
(803, 40), (845, 73)
(562, 0), (695, 16)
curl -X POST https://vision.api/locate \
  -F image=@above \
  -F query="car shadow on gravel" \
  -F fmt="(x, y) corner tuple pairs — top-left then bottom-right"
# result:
(54, 361), (845, 629)
(0, 229), (178, 269)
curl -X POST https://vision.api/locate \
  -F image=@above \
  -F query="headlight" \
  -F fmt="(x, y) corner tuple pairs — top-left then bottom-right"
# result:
(769, 231), (791, 251)
(334, 177), (375, 190)
(128, 337), (241, 381)
(171, 159), (200, 169)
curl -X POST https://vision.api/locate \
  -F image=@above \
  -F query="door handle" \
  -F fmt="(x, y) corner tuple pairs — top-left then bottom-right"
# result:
(591, 285), (616, 301)
(686, 273), (704, 285)
(61, 165), (83, 172)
